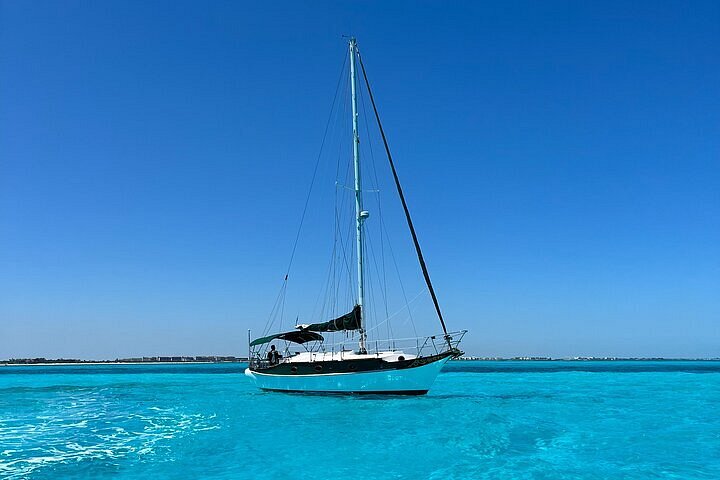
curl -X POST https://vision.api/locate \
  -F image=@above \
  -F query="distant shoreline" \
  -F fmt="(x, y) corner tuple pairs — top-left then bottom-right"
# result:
(453, 357), (720, 362)
(0, 356), (247, 366)
(1, 361), (247, 366)
(2, 357), (718, 366)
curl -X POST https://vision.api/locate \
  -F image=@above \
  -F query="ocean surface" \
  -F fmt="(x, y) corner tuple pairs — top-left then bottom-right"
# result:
(1, 361), (718, 479)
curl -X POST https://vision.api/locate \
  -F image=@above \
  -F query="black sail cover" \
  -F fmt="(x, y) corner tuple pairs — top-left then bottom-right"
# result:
(303, 305), (361, 332)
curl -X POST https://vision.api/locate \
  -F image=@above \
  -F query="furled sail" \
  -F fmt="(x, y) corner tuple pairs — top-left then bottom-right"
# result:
(301, 305), (361, 332)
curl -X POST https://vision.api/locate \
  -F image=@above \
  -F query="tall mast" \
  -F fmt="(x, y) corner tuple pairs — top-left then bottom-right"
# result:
(349, 37), (368, 353)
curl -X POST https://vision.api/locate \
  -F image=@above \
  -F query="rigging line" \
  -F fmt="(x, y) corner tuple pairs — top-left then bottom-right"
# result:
(261, 282), (286, 337)
(364, 219), (389, 326)
(330, 80), (355, 310)
(356, 48), (451, 344)
(339, 143), (356, 300)
(380, 221), (424, 336)
(334, 198), (354, 289)
(363, 287), (428, 334)
(283, 52), (348, 281)
(316, 119), (350, 324)
(279, 282), (287, 332)
(328, 187), (340, 320)
(379, 210), (418, 338)
(262, 52), (347, 338)
(344, 207), (356, 303)
(365, 236), (380, 337)
(359, 90), (392, 341)
(356, 55), (409, 339)
(318, 75), (349, 325)
(311, 227), (338, 325)
(358, 75), (390, 324)
(266, 285), (288, 338)
(329, 76), (352, 319)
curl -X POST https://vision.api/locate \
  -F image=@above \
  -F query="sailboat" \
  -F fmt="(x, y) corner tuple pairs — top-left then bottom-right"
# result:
(244, 38), (466, 395)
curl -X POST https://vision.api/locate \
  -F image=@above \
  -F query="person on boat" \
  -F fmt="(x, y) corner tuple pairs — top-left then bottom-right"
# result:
(267, 345), (281, 365)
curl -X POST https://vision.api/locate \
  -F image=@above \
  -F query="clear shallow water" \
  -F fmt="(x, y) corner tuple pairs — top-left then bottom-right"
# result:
(1, 361), (718, 479)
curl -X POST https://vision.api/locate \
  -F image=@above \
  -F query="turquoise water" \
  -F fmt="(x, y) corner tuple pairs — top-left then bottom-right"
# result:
(1, 361), (719, 479)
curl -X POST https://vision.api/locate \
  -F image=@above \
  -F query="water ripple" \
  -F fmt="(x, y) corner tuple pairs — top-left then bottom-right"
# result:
(1, 362), (718, 479)
(0, 386), (220, 479)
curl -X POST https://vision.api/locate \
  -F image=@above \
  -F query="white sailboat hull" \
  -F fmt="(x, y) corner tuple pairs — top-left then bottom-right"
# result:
(244, 356), (450, 394)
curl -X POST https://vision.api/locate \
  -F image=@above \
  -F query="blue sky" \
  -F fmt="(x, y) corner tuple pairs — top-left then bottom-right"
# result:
(1, 1), (718, 359)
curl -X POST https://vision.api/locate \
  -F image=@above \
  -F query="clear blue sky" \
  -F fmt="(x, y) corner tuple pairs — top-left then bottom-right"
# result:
(1, 1), (718, 359)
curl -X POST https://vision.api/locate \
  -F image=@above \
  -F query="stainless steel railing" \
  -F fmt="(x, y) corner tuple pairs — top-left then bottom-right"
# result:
(249, 330), (466, 369)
